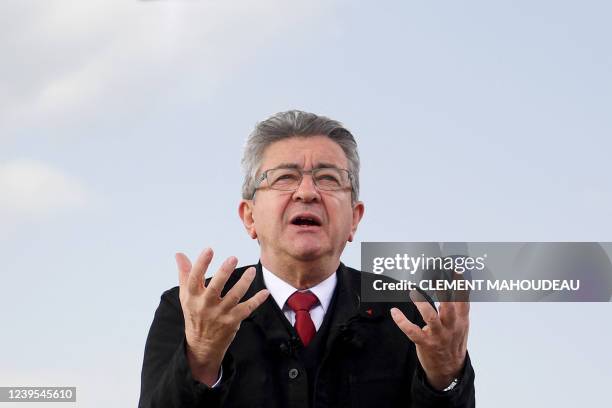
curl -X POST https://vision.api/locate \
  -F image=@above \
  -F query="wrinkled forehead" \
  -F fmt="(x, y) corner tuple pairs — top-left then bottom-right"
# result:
(259, 135), (349, 173)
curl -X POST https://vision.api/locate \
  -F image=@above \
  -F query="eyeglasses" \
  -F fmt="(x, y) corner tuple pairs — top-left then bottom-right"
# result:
(253, 167), (353, 196)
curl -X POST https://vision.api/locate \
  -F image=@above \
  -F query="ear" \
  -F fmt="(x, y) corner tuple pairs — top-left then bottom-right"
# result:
(238, 199), (258, 239)
(348, 201), (365, 242)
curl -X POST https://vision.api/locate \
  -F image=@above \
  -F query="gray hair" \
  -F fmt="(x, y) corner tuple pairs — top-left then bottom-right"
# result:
(241, 110), (360, 201)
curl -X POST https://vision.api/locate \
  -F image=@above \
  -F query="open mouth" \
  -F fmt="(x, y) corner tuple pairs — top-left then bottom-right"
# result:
(290, 215), (322, 227)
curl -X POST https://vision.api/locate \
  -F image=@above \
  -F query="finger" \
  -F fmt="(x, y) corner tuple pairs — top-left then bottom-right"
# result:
(409, 288), (429, 303)
(410, 291), (443, 333)
(452, 271), (471, 317)
(455, 298), (470, 317)
(453, 271), (471, 306)
(390, 308), (426, 344)
(204, 256), (239, 300)
(175, 252), (192, 288)
(187, 248), (214, 294)
(233, 288), (270, 321)
(433, 268), (453, 303)
(221, 267), (256, 308)
(438, 301), (457, 327)
(435, 285), (453, 303)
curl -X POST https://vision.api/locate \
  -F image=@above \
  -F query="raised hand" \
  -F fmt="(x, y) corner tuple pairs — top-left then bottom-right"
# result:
(175, 248), (270, 386)
(390, 290), (470, 391)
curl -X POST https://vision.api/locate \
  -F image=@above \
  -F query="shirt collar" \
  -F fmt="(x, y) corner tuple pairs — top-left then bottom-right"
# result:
(261, 264), (337, 313)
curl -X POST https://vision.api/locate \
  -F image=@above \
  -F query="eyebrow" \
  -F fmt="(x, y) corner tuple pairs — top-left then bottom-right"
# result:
(273, 162), (341, 170)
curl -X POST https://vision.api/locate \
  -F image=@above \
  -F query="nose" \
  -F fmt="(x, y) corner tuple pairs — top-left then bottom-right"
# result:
(292, 173), (321, 202)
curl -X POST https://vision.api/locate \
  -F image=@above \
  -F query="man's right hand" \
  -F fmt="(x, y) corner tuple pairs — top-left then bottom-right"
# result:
(175, 248), (270, 386)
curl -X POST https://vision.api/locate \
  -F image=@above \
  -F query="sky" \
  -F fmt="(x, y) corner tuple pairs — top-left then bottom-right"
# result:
(1, 0), (611, 407)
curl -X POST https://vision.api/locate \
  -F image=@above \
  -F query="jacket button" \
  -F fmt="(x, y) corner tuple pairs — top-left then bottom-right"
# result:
(288, 368), (299, 379)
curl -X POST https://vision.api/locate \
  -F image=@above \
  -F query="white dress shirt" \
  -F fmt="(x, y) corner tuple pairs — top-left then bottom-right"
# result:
(262, 264), (337, 330)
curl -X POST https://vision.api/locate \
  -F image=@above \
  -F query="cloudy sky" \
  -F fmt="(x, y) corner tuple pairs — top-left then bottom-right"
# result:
(1, 1), (611, 407)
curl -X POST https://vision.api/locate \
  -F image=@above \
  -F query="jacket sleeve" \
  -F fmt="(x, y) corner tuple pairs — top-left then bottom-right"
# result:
(410, 352), (475, 408)
(138, 288), (236, 408)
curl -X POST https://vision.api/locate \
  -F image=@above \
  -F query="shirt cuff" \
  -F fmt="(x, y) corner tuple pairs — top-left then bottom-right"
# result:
(210, 366), (223, 388)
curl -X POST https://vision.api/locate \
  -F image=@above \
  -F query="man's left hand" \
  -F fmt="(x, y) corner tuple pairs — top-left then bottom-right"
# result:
(390, 291), (470, 391)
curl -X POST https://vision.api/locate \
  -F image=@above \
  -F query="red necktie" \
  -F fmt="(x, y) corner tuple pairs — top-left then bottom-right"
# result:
(287, 291), (319, 347)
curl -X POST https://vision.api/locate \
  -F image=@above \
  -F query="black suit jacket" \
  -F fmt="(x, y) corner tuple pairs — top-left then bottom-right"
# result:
(139, 262), (475, 407)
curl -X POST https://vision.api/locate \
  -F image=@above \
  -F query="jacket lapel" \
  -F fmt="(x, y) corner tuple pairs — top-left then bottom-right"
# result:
(243, 262), (294, 348)
(323, 262), (362, 351)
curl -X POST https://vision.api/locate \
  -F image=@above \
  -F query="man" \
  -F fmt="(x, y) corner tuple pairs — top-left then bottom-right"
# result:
(139, 110), (475, 407)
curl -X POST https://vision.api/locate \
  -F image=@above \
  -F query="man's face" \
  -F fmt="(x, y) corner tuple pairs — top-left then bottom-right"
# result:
(239, 135), (364, 263)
